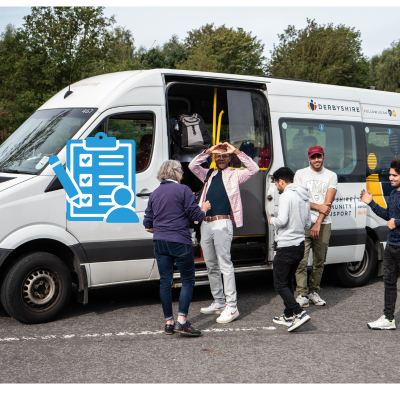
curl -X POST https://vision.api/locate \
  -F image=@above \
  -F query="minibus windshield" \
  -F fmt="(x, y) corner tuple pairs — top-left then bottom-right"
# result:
(0, 108), (96, 174)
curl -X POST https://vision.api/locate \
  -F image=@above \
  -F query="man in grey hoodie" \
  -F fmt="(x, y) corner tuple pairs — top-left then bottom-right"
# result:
(268, 167), (312, 332)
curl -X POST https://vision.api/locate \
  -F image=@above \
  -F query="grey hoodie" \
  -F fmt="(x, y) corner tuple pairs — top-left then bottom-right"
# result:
(270, 183), (311, 248)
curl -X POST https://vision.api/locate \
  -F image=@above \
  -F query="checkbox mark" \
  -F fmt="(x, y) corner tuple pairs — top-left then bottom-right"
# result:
(79, 154), (92, 167)
(79, 194), (92, 207)
(79, 174), (92, 187)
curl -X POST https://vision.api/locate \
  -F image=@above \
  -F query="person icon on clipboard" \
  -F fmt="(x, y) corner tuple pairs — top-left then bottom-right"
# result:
(50, 132), (139, 223)
(105, 185), (139, 223)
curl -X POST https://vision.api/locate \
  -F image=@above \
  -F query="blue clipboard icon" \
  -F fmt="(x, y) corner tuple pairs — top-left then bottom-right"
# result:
(51, 132), (138, 223)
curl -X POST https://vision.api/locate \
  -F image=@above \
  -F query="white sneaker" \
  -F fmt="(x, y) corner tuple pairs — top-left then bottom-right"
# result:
(287, 311), (311, 332)
(216, 306), (239, 323)
(200, 302), (226, 315)
(367, 315), (396, 330)
(273, 314), (294, 327)
(296, 295), (309, 308)
(308, 292), (326, 306)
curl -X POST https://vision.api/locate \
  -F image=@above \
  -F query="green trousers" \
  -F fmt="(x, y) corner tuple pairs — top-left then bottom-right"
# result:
(295, 223), (331, 296)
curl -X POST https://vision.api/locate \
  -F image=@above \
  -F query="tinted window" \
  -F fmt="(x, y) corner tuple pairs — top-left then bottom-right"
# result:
(279, 118), (365, 182)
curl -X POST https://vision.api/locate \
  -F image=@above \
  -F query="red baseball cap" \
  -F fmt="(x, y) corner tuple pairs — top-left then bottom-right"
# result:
(308, 145), (324, 157)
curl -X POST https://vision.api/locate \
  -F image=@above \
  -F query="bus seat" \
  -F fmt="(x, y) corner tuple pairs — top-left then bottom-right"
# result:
(136, 134), (152, 171)
(258, 146), (271, 168)
(230, 153), (241, 168)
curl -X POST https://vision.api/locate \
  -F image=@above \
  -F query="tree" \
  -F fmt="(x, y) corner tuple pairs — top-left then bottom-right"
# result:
(266, 19), (371, 88)
(138, 35), (188, 70)
(0, 7), (121, 140)
(370, 41), (400, 93)
(176, 23), (266, 75)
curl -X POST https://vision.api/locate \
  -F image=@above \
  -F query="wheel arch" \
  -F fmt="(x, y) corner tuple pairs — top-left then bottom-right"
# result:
(0, 231), (89, 304)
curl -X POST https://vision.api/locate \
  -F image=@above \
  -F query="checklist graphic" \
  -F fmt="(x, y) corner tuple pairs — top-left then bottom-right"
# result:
(50, 132), (139, 223)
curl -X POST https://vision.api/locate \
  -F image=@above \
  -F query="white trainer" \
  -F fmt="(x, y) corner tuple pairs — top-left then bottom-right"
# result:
(273, 314), (294, 327)
(216, 306), (239, 323)
(200, 302), (226, 315)
(296, 294), (309, 308)
(287, 311), (311, 332)
(308, 292), (326, 306)
(367, 315), (396, 330)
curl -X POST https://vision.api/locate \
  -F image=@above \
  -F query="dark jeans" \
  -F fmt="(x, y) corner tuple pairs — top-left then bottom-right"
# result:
(154, 240), (195, 320)
(383, 244), (400, 321)
(273, 242), (305, 318)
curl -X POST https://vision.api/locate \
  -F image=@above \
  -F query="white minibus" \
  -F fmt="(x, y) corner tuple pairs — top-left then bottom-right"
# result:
(0, 69), (399, 323)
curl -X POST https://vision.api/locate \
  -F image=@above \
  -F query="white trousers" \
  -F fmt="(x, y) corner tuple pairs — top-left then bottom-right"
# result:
(200, 219), (237, 307)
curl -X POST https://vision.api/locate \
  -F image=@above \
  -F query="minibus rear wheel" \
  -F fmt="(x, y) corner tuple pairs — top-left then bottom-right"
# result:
(332, 236), (377, 287)
(1, 252), (71, 324)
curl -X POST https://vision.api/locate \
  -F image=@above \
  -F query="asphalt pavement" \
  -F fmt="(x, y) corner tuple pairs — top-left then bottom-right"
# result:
(1, 269), (400, 383)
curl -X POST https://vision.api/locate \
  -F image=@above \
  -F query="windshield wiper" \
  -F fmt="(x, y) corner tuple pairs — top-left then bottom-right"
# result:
(0, 168), (35, 175)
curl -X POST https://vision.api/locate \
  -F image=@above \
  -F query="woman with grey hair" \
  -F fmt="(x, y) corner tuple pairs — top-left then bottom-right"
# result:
(144, 160), (211, 336)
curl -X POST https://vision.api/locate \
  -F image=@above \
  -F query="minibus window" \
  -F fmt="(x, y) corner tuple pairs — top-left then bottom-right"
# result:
(365, 125), (400, 182)
(0, 108), (96, 174)
(88, 113), (154, 173)
(280, 119), (365, 181)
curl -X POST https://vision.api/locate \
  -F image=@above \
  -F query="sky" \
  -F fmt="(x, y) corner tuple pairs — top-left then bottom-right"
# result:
(1, 5), (400, 59)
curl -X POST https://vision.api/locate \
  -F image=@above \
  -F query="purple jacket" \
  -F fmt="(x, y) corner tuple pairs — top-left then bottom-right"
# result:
(143, 180), (205, 245)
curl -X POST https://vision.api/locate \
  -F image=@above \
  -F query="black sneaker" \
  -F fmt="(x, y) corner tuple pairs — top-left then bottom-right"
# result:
(165, 323), (175, 335)
(174, 320), (202, 337)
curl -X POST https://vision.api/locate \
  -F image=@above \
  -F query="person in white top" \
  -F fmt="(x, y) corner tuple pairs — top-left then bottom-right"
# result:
(293, 145), (338, 307)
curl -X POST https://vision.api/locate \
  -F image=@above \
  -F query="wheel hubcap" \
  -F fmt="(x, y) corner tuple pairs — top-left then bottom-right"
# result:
(23, 270), (57, 306)
(346, 248), (369, 277)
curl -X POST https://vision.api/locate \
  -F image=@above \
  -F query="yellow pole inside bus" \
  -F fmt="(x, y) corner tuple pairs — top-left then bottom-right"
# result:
(216, 110), (224, 145)
(210, 88), (218, 169)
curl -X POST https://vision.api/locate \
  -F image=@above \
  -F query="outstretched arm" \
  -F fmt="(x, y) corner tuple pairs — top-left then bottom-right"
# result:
(360, 189), (390, 221)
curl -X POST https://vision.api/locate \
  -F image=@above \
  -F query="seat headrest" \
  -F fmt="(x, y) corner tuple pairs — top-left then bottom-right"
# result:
(140, 134), (152, 152)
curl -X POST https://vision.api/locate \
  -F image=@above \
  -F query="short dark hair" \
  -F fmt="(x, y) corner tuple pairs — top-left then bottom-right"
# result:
(391, 159), (400, 174)
(272, 167), (294, 183)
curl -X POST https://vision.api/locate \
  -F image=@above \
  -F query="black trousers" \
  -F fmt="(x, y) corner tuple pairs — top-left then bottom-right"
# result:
(383, 244), (400, 321)
(273, 241), (305, 318)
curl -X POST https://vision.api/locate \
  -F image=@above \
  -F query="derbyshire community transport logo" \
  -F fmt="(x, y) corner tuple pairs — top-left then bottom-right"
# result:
(388, 109), (397, 117)
(50, 132), (139, 223)
(307, 99), (360, 113)
(308, 99), (318, 111)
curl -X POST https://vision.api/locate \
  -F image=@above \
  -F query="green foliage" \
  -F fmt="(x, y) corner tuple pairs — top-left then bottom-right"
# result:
(370, 41), (400, 93)
(266, 19), (371, 88)
(139, 35), (188, 70)
(0, 7), (129, 141)
(176, 23), (266, 75)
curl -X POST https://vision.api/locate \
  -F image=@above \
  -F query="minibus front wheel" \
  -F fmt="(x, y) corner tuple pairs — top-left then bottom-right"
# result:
(1, 252), (71, 324)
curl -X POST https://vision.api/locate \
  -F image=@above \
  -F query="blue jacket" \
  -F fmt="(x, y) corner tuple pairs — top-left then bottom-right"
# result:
(369, 189), (400, 245)
(143, 180), (205, 245)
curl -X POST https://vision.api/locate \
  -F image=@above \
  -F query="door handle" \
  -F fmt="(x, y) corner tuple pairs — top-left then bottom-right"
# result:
(137, 192), (152, 197)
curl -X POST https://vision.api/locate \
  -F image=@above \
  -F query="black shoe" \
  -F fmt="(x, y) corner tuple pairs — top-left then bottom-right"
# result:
(174, 320), (202, 337)
(165, 323), (175, 335)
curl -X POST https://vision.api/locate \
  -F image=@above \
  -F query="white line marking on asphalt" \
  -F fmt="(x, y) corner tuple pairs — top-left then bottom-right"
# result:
(0, 326), (276, 343)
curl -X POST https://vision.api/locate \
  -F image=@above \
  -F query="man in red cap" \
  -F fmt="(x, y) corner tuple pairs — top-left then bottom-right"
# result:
(293, 145), (338, 307)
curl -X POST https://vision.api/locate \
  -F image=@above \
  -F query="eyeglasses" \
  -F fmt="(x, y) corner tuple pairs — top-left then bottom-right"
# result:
(215, 155), (230, 160)
(176, 169), (183, 174)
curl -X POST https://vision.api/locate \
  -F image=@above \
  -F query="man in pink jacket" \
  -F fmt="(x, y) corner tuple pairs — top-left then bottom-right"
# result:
(189, 142), (259, 323)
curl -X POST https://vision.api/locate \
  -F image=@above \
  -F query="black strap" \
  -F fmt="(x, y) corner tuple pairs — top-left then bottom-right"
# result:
(195, 168), (214, 204)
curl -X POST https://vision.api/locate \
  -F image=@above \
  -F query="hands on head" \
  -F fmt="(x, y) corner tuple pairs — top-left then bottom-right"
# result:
(206, 142), (239, 155)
